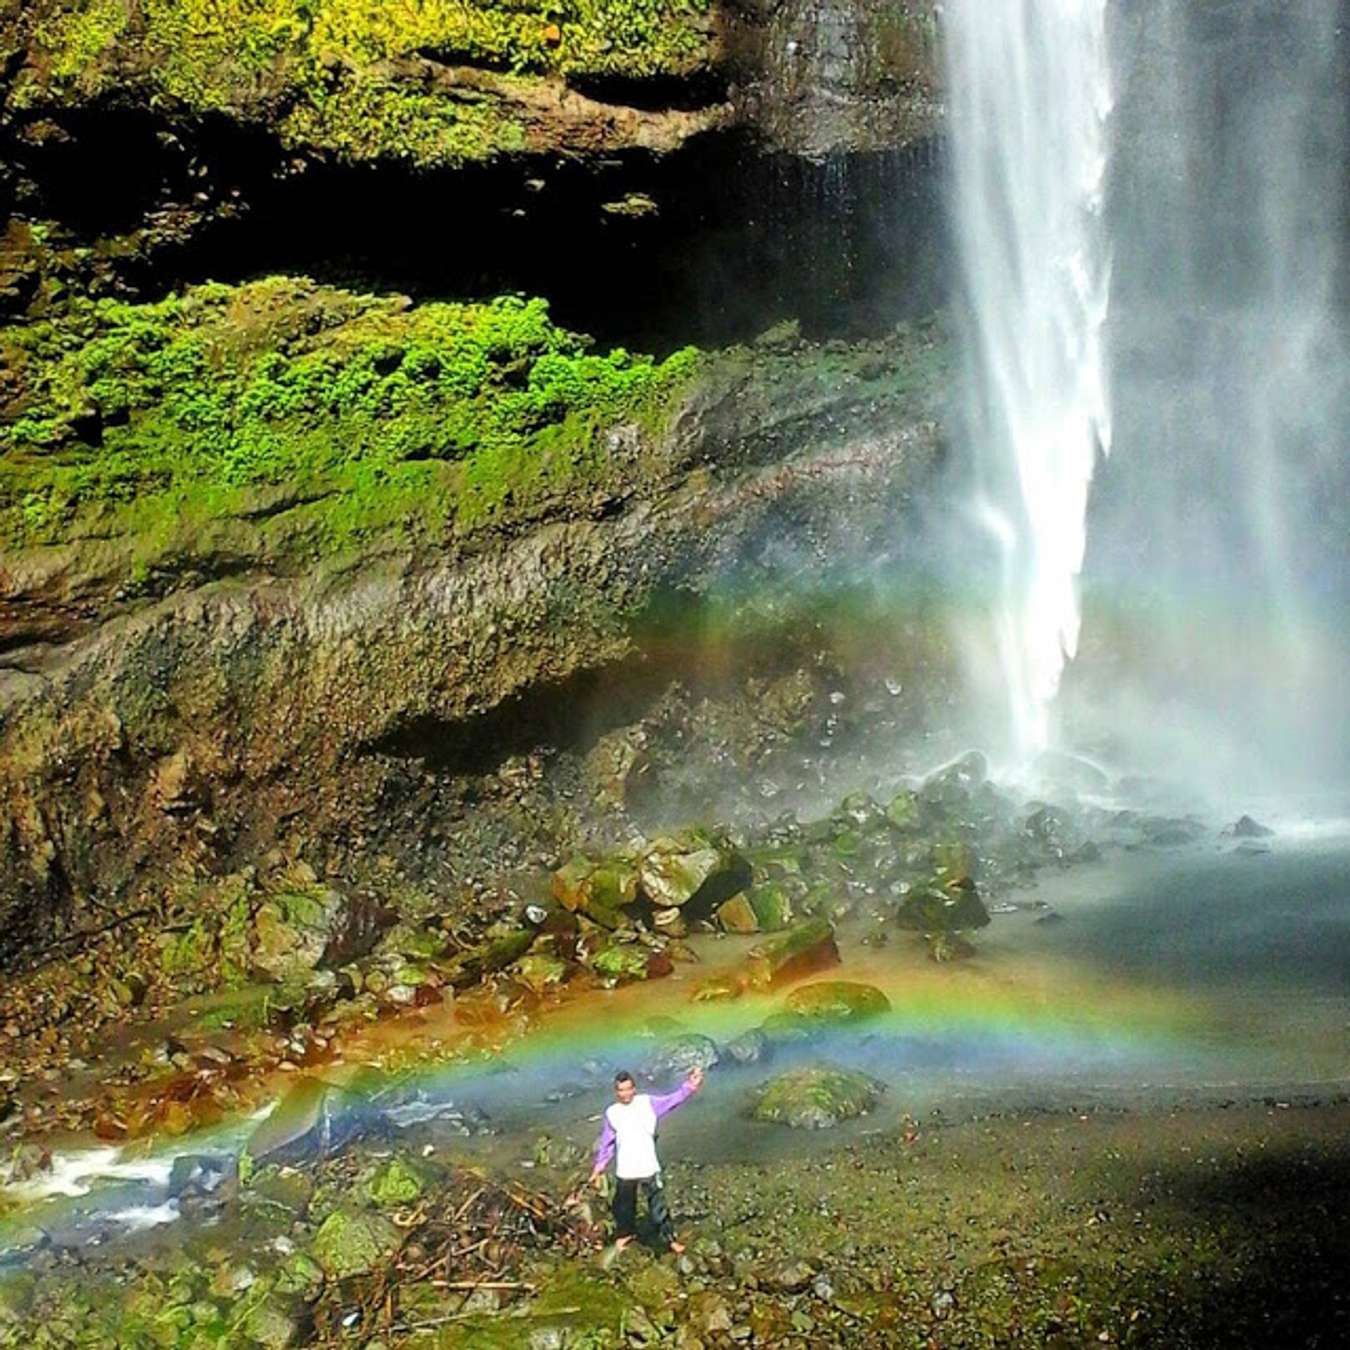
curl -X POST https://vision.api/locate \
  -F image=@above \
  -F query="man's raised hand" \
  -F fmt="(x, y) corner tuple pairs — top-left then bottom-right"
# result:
(687, 1065), (705, 1091)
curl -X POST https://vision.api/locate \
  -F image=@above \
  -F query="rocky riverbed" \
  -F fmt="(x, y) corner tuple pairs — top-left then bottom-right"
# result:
(3, 769), (1347, 1346)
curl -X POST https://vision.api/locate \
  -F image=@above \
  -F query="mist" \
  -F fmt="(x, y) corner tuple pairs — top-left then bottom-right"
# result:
(1065, 0), (1350, 796)
(941, 0), (1350, 801)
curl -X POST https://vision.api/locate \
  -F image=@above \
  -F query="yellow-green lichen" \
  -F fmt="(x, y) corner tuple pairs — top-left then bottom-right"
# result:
(16, 0), (716, 166)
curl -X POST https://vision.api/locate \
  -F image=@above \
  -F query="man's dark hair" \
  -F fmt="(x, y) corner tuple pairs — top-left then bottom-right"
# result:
(614, 1070), (635, 1086)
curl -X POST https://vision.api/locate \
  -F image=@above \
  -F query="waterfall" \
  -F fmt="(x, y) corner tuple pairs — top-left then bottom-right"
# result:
(943, 0), (1114, 763)
(1075, 0), (1350, 790)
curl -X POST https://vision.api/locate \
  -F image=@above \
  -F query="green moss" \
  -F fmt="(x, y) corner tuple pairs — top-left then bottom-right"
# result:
(748, 1064), (884, 1128)
(279, 79), (527, 168)
(366, 1156), (425, 1208)
(0, 278), (700, 557)
(19, 0), (715, 165)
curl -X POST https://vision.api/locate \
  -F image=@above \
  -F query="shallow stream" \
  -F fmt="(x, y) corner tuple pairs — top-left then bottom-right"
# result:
(6, 798), (1348, 1266)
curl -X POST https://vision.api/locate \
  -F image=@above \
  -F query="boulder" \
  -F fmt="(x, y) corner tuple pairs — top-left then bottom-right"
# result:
(690, 970), (746, 1002)
(744, 919), (840, 990)
(930, 840), (976, 886)
(885, 788), (922, 831)
(638, 832), (752, 911)
(250, 887), (390, 984)
(310, 1207), (403, 1280)
(248, 891), (335, 983)
(717, 893), (761, 933)
(895, 883), (990, 933)
(925, 932), (975, 962)
(583, 725), (650, 809)
(722, 1027), (770, 1066)
(835, 792), (886, 832)
(551, 857), (638, 928)
(756, 1012), (817, 1047)
(643, 1033), (720, 1081)
(748, 1065), (885, 1129)
(784, 981), (891, 1024)
(442, 928), (534, 988)
(510, 951), (570, 994)
(246, 1076), (376, 1166)
(591, 941), (663, 987)
(366, 1155), (425, 1208)
(919, 750), (988, 810)
(244, 1296), (300, 1349)
(1021, 805), (1082, 859)
(769, 1259), (816, 1292)
(746, 881), (794, 930)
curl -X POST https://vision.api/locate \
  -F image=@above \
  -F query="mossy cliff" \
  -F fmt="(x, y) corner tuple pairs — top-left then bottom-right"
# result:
(0, 2), (950, 969)
(6, 0), (720, 169)
(0, 271), (950, 967)
(0, 277), (698, 556)
(0, 1), (941, 326)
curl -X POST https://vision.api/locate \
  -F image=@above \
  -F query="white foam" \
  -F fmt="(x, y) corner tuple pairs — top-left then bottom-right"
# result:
(103, 1201), (181, 1233)
(7, 1146), (174, 1202)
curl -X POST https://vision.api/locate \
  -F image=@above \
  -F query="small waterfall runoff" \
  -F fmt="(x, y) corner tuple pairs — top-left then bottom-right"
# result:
(943, 0), (1114, 763)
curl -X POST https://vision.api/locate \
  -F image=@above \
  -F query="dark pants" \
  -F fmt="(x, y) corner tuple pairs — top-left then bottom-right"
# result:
(612, 1173), (675, 1245)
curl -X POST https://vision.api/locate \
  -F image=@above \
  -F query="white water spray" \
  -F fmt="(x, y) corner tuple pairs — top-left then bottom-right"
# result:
(944, 0), (1114, 762)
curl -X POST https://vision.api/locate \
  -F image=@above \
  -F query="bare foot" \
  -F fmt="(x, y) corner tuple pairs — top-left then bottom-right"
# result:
(669, 1240), (686, 1255)
(614, 1234), (634, 1251)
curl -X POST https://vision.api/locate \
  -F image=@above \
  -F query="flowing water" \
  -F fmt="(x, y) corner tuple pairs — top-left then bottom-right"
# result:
(943, 0), (1114, 764)
(8, 809), (1350, 1260)
(6, 0), (1350, 1281)
(1073, 0), (1350, 790)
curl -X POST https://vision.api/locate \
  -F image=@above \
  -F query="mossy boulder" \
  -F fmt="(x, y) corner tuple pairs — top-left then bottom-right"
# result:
(510, 951), (570, 994)
(717, 893), (761, 933)
(784, 980), (891, 1024)
(836, 791), (887, 832)
(747, 880), (794, 930)
(243, 1295), (299, 1349)
(443, 927), (535, 987)
(638, 830), (751, 911)
(250, 887), (389, 984)
(757, 1012), (818, 1047)
(366, 1155), (425, 1208)
(896, 883), (990, 934)
(931, 840), (977, 887)
(552, 855), (641, 928)
(744, 919), (840, 990)
(310, 1207), (403, 1280)
(591, 941), (657, 987)
(642, 1032), (719, 1081)
(885, 788), (922, 831)
(273, 1251), (324, 1301)
(748, 1065), (885, 1129)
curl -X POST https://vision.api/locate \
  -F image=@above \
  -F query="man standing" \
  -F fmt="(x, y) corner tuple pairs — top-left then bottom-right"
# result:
(589, 1065), (704, 1253)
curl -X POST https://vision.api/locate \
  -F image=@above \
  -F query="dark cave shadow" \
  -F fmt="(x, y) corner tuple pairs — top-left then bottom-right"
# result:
(1094, 1131), (1350, 1348)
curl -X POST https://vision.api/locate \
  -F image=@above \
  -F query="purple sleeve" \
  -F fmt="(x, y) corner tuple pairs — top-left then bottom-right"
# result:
(593, 1114), (615, 1172)
(650, 1081), (696, 1119)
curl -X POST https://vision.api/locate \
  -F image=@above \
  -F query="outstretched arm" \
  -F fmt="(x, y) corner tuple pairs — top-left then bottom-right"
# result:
(651, 1066), (705, 1119)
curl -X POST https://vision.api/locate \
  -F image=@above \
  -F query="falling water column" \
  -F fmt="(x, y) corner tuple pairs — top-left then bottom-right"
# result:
(943, 0), (1114, 762)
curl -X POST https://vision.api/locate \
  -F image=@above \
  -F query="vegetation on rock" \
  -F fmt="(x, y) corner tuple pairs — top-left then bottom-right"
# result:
(748, 1063), (885, 1129)
(0, 277), (700, 553)
(10, 0), (717, 167)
